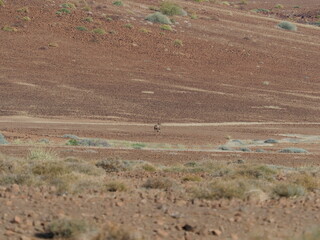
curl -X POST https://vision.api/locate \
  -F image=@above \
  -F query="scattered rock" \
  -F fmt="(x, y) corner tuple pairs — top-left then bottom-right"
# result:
(210, 229), (222, 236)
(182, 224), (194, 232)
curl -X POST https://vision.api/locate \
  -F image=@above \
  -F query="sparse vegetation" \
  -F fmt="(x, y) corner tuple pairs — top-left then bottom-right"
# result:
(139, 28), (151, 33)
(182, 175), (202, 182)
(48, 42), (59, 47)
(142, 164), (157, 172)
(105, 181), (127, 192)
(92, 28), (106, 34)
(76, 26), (88, 31)
(96, 222), (143, 240)
(279, 148), (308, 153)
(192, 179), (253, 200)
(83, 17), (93, 22)
(273, 183), (305, 197)
(17, 7), (29, 13)
(2, 26), (18, 32)
(160, 1), (187, 16)
(0, 133), (8, 144)
(124, 23), (134, 29)
(277, 21), (297, 31)
(274, 4), (284, 9)
(112, 1), (123, 6)
(173, 39), (183, 47)
(0, 149), (105, 193)
(131, 143), (146, 149)
(56, 8), (72, 15)
(145, 12), (172, 24)
(61, 3), (76, 9)
(0, 0), (4, 7)
(143, 177), (174, 190)
(67, 138), (110, 147)
(160, 24), (173, 31)
(22, 16), (31, 21)
(47, 219), (92, 238)
(251, 8), (270, 13)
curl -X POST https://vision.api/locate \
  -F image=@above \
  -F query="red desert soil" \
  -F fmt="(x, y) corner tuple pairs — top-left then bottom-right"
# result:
(0, 0), (320, 239)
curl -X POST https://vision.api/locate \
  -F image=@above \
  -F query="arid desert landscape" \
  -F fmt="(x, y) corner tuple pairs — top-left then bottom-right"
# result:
(0, 0), (320, 239)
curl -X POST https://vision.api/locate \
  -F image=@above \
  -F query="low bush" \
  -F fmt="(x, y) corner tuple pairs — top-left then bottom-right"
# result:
(279, 148), (308, 153)
(160, 1), (187, 16)
(273, 183), (305, 197)
(92, 28), (106, 34)
(2, 26), (18, 32)
(145, 12), (172, 24)
(0, 133), (8, 144)
(143, 177), (174, 190)
(105, 181), (127, 192)
(277, 21), (297, 31)
(112, 1), (123, 6)
(192, 179), (253, 200)
(47, 219), (91, 238)
(76, 26), (88, 31)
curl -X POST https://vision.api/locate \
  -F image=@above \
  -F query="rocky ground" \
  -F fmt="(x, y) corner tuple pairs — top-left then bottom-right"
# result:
(0, 0), (320, 239)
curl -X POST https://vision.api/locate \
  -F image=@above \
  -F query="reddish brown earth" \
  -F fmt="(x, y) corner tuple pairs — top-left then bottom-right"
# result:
(0, 0), (320, 239)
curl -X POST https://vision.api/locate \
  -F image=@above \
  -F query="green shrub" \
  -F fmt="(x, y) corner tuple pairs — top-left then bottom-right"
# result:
(279, 148), (307, 153)
(251, 8), (270, 13)
(2, 26), (18, 32)
(56, 8), (71, 15)
(299, 227), (320, 240)
(0, 133), (8, 144)
(61, 3), (76, 9)
(113, 1), (123, 6)
(76, 26), (88, 31)
(277, 21), (297, 31)
(131, 143), (146, 149)
(160, 1), (187, 16)
(173, 39), (183, 46)
(139, 28), (151, 33)
(274, 4), (283, 9)
(124, 23), (133, 29)
(92, 28), (106, 34)
(47, 219), (91, 238)
(160, 24), (173, 31)
(0, 0), (4, 7)
(67, 138), (110, 147)
(17, 7), (29, 13)
(273, 183), (305, 197)
(83, 17), (93, 22)
(145, 12), (172, 24)
(142, 164), (156, 172)
(22, 16), (31, 21)
(190, 13), (198, 19)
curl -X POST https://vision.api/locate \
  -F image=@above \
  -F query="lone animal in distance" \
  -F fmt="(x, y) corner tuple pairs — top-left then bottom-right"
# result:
(154, 123), (161, 133)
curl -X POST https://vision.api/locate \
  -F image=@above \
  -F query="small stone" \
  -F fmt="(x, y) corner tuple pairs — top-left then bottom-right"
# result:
(11, 184), (20, 193)
(182, 224), (194, 232)
(155, 229), (168, 237)
(231, 233), (239, 240)
(12, 216), (22, 224)
(211, 229), (222, 236)
(20, 236), (31, 240)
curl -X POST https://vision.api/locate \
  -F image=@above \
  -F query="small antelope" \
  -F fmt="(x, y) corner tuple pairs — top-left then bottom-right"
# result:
(154, 122), (161, 133)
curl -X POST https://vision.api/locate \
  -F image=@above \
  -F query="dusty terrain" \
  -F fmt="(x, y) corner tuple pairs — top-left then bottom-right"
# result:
(0, 0), (320, 239)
